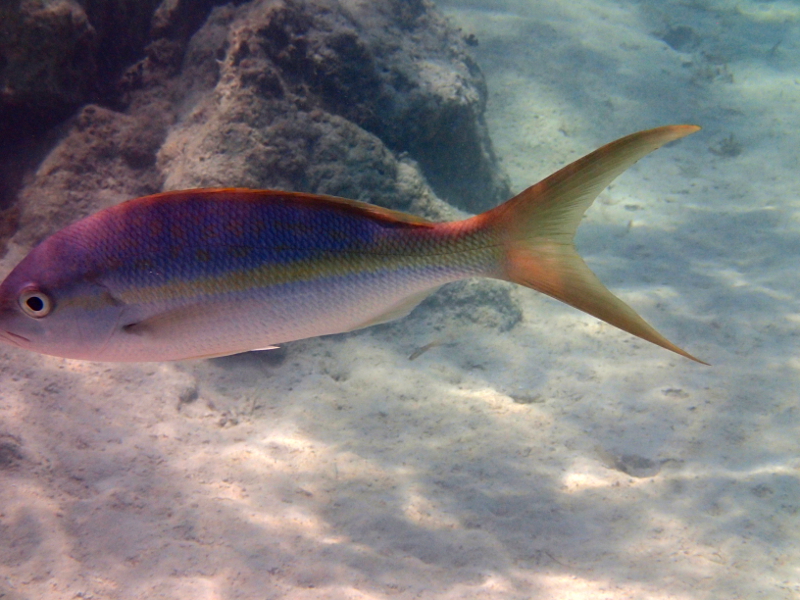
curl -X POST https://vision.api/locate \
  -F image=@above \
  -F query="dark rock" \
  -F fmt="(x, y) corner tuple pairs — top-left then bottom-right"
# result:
(13, 104), (167, 247)
(215, 0), (509, 210)
(157, 0), (509, 212)
(0, 432), (23, 471)
(4, 0), (510, 255)
(0, 0), (235, 137)
(0, 0), (98, 139)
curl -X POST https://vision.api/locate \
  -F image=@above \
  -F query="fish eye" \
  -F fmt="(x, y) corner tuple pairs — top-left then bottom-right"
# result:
(19, 288), (53, 318)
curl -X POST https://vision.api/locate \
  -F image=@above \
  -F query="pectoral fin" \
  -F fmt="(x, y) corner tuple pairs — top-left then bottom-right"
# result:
(122, 305), (277, 360)
(348, 288), (439, 331)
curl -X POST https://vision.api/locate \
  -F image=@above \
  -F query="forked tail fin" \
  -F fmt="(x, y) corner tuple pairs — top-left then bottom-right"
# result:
(482, 125), (705, 363)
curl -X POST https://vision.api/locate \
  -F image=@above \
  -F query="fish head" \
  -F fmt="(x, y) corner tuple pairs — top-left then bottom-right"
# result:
(0, 234), (125, 361)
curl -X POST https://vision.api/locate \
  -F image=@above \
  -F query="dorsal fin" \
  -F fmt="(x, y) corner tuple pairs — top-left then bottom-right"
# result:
(131, 188), (437, 228)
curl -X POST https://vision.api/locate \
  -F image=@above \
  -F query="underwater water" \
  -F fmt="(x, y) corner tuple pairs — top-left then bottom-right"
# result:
(1, 0), (800, 598)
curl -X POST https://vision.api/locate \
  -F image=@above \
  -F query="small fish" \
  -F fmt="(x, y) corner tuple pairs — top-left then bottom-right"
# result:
(409, 340), (444, 361)
(0, 126), (705, 363)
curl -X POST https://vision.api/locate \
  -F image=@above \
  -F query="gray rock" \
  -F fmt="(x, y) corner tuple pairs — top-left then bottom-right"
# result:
(418, 279), (523, 333)
(12, 104), (167, 248)
(226, 0), (509, 210)
(3, 0), (510, 255)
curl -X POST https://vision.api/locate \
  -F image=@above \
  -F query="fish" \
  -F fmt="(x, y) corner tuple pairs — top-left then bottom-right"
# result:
(408, 340), (444, 361)
(0, 125), (705, 363)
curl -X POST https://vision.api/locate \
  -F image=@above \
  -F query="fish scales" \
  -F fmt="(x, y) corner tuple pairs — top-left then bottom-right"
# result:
(83, 191), (497, 304)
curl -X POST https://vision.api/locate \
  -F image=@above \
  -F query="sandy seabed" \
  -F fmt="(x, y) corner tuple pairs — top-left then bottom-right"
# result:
(3, 0), (800, 598)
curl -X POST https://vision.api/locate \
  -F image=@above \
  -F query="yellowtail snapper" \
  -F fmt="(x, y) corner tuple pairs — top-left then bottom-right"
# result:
(0, 126), (705, 363)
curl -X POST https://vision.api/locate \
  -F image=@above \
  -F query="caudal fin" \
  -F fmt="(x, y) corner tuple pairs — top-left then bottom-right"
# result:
(484, 125), (705, 363)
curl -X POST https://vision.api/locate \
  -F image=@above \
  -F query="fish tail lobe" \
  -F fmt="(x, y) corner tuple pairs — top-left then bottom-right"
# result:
(480, 125), (706, 363)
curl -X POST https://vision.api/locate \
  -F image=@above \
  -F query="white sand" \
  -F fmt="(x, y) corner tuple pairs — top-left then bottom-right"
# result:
(2, 0), (800, 598)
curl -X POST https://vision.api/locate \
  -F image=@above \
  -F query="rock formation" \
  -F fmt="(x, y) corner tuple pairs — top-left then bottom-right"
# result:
(1, 0), (509, 256)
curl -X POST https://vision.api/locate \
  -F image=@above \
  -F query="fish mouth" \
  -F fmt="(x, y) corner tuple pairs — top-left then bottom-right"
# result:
(0, 330), (29, 347)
